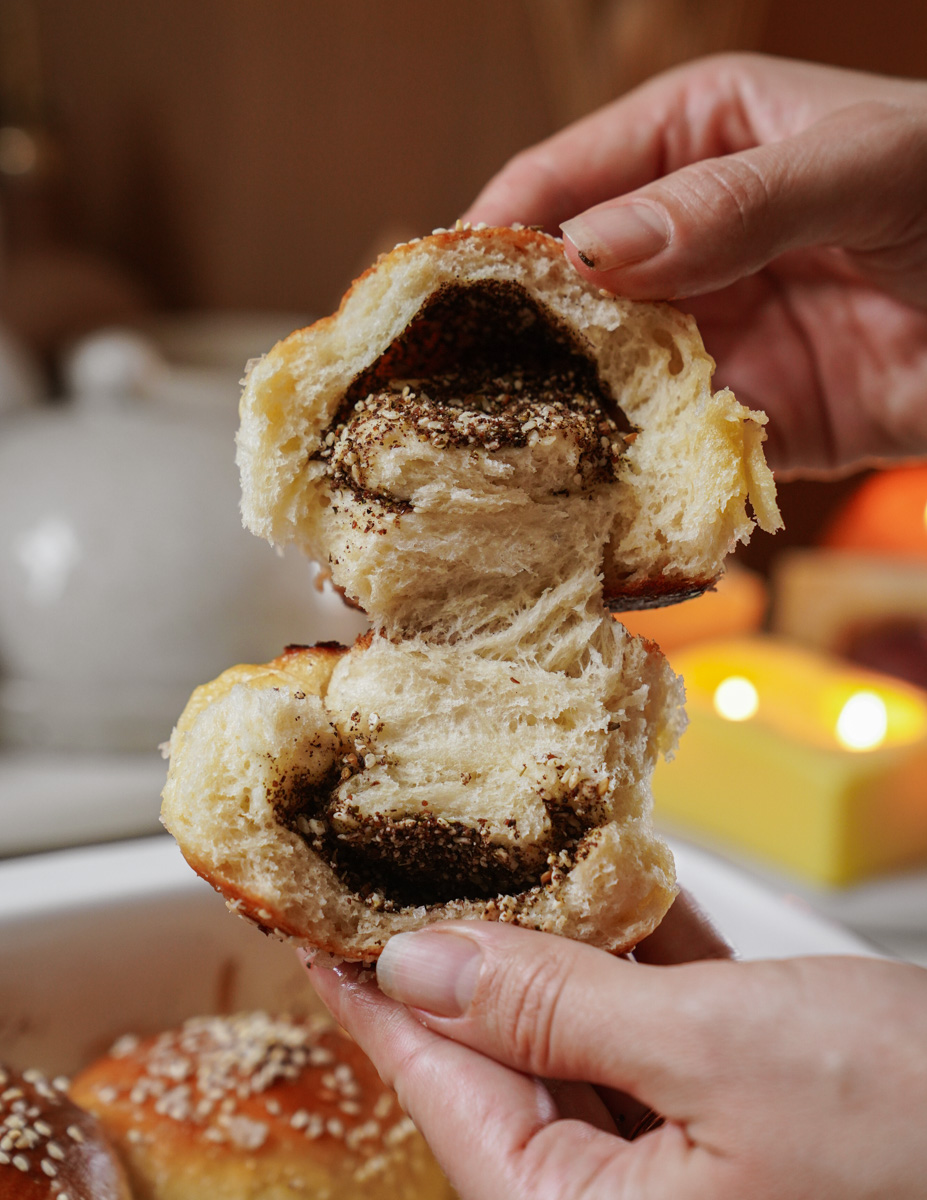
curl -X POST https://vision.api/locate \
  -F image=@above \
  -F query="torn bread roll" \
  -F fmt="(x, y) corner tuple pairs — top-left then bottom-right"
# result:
(162, 225), (778, 961)
(161, 606), (683, 962)
(237, 224), (780, 632)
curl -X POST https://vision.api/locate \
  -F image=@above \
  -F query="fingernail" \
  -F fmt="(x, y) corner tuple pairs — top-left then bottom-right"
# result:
(561, 203), (669, 271)
(377, 931), (482, 1018)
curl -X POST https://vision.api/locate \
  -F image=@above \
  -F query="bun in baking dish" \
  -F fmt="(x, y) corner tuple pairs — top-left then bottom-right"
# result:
(0, 1063), (131, 1199)
(69, 1012), (454, 1200)
(237, 224), (780, 633)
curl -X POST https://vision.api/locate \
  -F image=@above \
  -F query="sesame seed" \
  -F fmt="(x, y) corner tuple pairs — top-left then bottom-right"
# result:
(47, 1141), (65, 1160)
(66, 1125), (85, 1143)
(110, 1033), (140, 1058)
(12, 1153), (29, 1171)
(40, 1158), (58, 1177)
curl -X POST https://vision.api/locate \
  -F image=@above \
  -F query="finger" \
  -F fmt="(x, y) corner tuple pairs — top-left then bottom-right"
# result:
(305, 958), (665, 1200)
(464, 54), (905, 232)
(633, 890), (733, 965)
(374, 922), (739, 1116)
(559, 100), (927, 304)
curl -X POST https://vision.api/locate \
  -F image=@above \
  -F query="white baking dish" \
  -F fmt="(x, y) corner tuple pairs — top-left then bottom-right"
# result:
(0, 834), (877, 1078)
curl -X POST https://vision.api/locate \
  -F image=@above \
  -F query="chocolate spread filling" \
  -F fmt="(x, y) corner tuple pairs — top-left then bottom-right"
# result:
(276, 763), (600, 910)
(313, 281), (634, 503)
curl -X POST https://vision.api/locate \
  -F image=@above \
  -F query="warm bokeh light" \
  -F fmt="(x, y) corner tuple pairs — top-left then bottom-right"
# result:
(824, 466), (927, 559)
(713, 675), (759, 722)
(835, 690), (889, 751)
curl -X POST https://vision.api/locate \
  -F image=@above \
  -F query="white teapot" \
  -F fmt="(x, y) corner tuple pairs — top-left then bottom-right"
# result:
(0, 328), (366, 751)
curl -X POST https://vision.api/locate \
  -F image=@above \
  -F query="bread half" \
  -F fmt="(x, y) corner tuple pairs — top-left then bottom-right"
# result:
(237, 224), (780, 634)
(161, 602), (684, 962)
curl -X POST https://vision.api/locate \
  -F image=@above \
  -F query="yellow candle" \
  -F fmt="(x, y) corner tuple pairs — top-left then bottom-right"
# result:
(653, 636), (927, 885)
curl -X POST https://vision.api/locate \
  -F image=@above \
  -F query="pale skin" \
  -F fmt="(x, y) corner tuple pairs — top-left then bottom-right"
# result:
(309, 54), (927, 1199)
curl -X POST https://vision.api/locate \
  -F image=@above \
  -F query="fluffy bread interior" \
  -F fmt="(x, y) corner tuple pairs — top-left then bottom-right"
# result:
(161, 595), (684, 961)
(237, 225), (780, 635)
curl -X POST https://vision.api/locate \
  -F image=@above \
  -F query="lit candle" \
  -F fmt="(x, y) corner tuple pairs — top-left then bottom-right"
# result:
(653, 635), (927, 885)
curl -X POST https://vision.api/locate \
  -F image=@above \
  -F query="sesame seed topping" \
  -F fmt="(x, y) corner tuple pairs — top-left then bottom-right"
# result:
(12, 1153), (29, 1171)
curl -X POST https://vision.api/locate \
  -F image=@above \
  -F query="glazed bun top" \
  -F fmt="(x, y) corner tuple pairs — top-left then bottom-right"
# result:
(70, 1012), (455, 1200)
(237, 224), (780, 635)
(0, 1063), (131, 1200)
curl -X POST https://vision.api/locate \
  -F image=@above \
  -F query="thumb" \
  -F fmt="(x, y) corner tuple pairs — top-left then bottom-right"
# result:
(376, 922), (738, 1115)
(561, 100), (927, 304)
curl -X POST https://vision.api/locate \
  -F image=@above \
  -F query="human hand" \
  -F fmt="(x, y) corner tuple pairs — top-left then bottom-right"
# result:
(465, 54), (927, 476)
(308, 920), (927, 1200)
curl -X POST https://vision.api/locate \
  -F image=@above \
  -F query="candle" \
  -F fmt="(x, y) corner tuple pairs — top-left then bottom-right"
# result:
(823, 465), (927, 559)
(653, 635), (927, 885)
(772, 550), (927, 690)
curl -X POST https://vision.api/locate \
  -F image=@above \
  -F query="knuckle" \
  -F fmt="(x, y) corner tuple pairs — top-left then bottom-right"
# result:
(486, 948), (574, 1076)
(388, 1034), (439, 1115)
(663, 154), (775, 244)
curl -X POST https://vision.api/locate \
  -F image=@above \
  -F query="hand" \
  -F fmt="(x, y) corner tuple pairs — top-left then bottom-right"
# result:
(308, 919), (927, 1200)
(465, 54), (927, 476)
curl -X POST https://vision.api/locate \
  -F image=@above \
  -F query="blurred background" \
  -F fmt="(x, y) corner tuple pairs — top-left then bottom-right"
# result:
(1, 0), (927, 958)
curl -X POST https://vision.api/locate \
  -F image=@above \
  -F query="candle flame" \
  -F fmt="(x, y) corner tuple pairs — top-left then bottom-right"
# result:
(835, 690), (888, 751)
(713, 675), (759, 722)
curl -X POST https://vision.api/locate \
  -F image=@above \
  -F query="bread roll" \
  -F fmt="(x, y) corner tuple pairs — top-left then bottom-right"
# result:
(237, 224), (780, 634)
(0, 1063), (131, 1199)
(162, 225), (778, 961)
(69, 1013), (453, 1200)
(161, 611), (683, 962)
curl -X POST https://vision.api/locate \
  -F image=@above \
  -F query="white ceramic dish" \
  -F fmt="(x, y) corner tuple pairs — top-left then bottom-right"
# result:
(0, 835), (878, 1078)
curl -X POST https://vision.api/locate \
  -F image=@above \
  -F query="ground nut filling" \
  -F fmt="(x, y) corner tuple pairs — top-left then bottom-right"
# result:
(278, 753), (608, 913)
(312, 279), (635, 502)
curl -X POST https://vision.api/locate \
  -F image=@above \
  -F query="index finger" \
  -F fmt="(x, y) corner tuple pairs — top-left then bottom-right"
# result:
(463, 53), (907, 231)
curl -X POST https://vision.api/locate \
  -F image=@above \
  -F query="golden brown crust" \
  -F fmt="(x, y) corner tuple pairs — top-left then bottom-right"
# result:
(0, 1064), (131, 1200)
(605, 577), (717, 611)
(70, 1014), (454, 1200)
